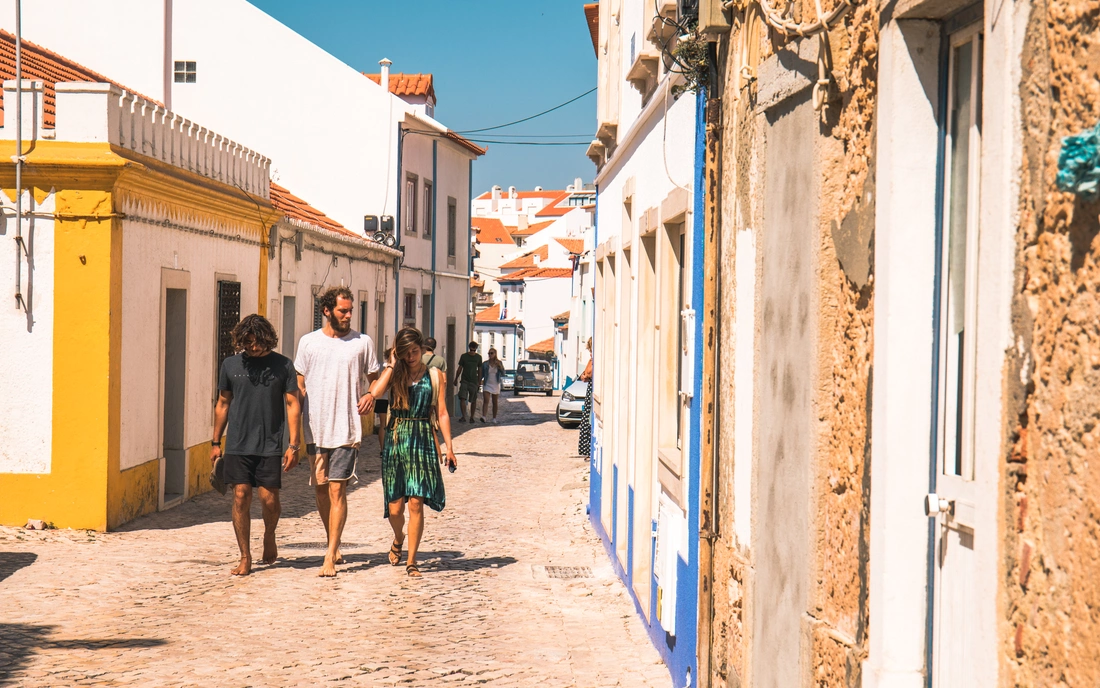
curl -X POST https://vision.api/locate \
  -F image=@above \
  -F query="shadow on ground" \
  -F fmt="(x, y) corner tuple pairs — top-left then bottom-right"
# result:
(118, 453), (384, 532)
(0, 552), (37, 585)
(0, 624), (166, 686)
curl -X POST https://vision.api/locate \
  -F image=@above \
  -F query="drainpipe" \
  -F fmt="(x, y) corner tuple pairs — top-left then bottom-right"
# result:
(13, 0), (24, 312)
(430, 139), (437, 335)
(696, 41), (723, 687)
(394, 124), (404, 333)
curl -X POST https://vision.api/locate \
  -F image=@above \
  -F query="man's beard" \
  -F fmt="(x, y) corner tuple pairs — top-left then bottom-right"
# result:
(328, 311), (350, 334)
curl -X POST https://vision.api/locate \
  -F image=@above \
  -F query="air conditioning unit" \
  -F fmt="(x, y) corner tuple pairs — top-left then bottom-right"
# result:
(371, 215), (398, 248)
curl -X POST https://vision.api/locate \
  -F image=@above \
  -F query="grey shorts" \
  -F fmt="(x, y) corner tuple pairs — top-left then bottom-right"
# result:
(458, 380), (480, 401)
(306, 445), (358, 486)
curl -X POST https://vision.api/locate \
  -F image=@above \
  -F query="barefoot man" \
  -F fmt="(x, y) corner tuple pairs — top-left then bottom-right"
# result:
(211, 314), (302, 576)
(295, 287), (380, 577)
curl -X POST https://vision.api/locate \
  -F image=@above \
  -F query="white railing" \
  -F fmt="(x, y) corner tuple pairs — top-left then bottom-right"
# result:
(0, 80), (270, 200)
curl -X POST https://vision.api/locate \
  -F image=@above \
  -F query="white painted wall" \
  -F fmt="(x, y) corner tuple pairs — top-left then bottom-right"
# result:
(118, 212), (260, 471)
(0, 190), (54, 474)
(522, 276), (574, 346)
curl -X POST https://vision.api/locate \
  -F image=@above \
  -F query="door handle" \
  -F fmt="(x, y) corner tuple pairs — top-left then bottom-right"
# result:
(924, 493), (953, 517)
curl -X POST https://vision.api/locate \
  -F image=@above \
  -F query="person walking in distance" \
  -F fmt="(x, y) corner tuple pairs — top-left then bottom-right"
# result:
(421, 337), (447, 374)
(479, 348), (505, 423)
(453, 341), (482, 423)
(295, 287), (380, 577)
(369, 327), (457, 578)
(211, 315), (302, 576)
(578, 337), (594, 456)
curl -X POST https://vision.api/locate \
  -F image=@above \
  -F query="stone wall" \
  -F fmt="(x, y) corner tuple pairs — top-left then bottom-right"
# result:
(704, 0), (879, 683)
(1005, 0), (1100, 682)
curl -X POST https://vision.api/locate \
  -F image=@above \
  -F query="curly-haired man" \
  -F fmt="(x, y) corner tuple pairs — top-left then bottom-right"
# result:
(295, 286), (380, 577)
(211, 314), (302, 576)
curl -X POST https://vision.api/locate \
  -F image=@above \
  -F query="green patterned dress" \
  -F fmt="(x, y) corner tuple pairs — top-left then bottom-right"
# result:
(382, 373), (446, 516)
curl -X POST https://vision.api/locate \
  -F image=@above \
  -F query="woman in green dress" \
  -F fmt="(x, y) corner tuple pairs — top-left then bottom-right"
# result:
(369, 327), (458, 577)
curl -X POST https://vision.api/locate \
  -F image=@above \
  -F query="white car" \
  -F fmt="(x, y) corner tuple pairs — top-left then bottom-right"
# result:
(556, 380), (588, 428)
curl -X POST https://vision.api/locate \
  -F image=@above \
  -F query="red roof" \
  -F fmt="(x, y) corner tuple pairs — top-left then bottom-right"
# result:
(510, 220), (555, 237)
(552, 310), (571, 322)
(554, 238), (585, 254)
(499, 245), (550, 269)
(526, 336), (556, 354)
(584, 4), (600, 57)
(534, 192), (573, 217)
(471, 276), (485, 289)
(444, 130), (488, 157)
(365, 72), (436, 100)
(0, 29), (160, 128)
(497, 267), (573, 283)
(271, 182), (360, 240)
(476, 189), (566, 201)
(473, 217), (516, 245)
(474, 303), (521, 325)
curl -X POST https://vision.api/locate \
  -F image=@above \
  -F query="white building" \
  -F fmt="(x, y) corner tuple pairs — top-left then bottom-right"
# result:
(1, 0), (484, 374)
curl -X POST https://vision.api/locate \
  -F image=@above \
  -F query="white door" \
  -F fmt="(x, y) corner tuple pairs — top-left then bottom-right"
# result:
(928, 25), (983, 688)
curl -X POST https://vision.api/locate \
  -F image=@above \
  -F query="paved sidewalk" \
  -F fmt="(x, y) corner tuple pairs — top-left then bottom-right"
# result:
(0, 395), (669, 687)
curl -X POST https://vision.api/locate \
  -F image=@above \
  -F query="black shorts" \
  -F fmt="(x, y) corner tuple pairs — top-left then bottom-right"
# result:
(223, 454), (283, 489)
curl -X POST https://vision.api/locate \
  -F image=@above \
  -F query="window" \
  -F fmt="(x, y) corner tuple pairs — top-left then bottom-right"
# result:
(405, 175), (419, 235)
(173, 61), (197, 83)
(404, 292), (416, 325)
(936, 26), (983, 481)
(421, 293), (431, 335)
(313, 295), (324, 330)
(423, 181), (433, 238)
(281, 295), (296, 358)
(360, 297), (369, 334)
(216, 280), (240, 376)
(447, 197), (458, 259)
(490, 332), (496, 349)
(376, 297), (386, 365)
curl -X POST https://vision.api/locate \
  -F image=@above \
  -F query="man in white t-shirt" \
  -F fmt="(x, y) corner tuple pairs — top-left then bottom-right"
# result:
(295, 286), (380, 577)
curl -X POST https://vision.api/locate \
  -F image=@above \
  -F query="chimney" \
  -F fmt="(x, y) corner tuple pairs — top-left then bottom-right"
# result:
(379, 58), (392, 93)
(534, 185), (543, 192)
(491, 185), (501, 212)
(508, 186), (517, 199)
(574, 177), (583, 192)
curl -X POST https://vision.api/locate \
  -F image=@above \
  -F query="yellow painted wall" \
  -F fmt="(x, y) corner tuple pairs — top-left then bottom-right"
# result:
(0, 140), (277, 531)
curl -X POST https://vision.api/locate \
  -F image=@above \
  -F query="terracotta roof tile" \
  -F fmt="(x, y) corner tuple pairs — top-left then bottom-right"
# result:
(474, 303), (521, 325)
(526, 336), (556, 354)
(364, 72), (436, 100)
(271, 182), (359, 240)
(552, 310), (571, 322)
(510, 220), (555, 237)
(473, 217), (516, 245)
(0, 30), (161, 128)
(444, 130), (487, 157)
(499, 245), (549, 269)
(554, 238), (585, 254)
(497, 266), (572, 283)
(584, 4), (600, 58)
(534, 191), (574, 217)
(471, 276), (485, 289)
(475, 189), (566, 201)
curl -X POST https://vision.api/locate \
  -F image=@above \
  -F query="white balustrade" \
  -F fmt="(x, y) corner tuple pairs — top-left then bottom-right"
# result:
(4, 81), (274, 200)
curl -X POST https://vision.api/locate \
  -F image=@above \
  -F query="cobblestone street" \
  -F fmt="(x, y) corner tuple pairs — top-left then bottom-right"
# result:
(0, 395), (668, 687)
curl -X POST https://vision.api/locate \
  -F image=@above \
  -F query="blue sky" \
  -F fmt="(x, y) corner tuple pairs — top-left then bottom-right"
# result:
(248, 0), (598, 195)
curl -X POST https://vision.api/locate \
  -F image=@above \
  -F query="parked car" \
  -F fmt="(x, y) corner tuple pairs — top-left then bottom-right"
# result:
(501, 368), (515, 391)
(556, 380), (588, 428)
(514, 360), (553, 396)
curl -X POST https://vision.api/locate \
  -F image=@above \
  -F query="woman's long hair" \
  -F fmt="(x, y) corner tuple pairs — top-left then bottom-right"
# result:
(390, 327), (425, 411)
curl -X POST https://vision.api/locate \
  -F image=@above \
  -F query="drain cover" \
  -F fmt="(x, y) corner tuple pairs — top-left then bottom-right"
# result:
(282, 542), (363, 550)
(545, 565), (593, 579)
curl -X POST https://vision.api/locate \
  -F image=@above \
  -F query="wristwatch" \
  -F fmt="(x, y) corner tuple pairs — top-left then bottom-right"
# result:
(288, 443), (300, 451)
(211, 439), (221, 447)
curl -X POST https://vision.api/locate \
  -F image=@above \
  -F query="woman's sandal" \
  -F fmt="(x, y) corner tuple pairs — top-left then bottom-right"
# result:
(405, 563), (422, 578)
(388, 539), (403, 566)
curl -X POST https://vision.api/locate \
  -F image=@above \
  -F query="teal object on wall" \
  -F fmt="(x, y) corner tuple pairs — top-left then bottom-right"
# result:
(1056, 122), (1100, 201)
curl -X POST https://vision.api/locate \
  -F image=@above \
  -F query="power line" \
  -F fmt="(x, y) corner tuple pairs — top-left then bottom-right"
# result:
(471, 133), (594, 138)
(466, 140), (591, 146)
(455, 87), (596, 134)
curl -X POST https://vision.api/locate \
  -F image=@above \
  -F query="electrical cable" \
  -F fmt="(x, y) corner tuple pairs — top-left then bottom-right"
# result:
(455, 88), (596, 134)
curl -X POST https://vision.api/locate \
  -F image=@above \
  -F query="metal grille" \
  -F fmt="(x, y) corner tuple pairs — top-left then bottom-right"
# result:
(313, 296), (324, 331)
(544, 565), (593, 579)
(216, 281), (240, 373)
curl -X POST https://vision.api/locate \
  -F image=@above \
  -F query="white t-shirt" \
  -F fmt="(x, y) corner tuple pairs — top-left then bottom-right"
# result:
(294, 329), (380, 448)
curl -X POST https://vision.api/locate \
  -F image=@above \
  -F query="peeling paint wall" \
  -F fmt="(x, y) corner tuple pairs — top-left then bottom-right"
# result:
(1006, 0), (1100, 681)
